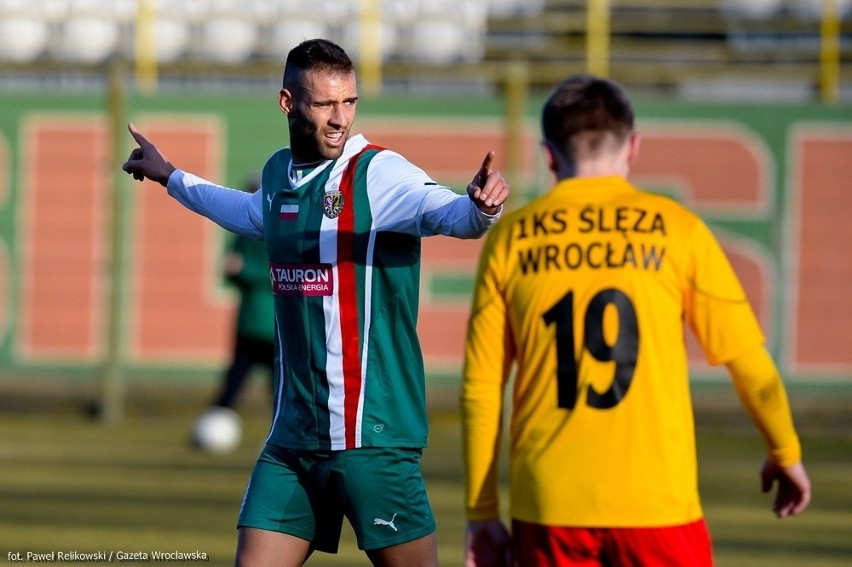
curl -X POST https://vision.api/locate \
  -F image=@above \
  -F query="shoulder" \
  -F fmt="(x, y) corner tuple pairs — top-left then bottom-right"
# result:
(631, 184), (695, 213)
(366, 148), (415, 170)
(263, 148), (291, 174)
(629, 187), (705, 229)
(343, 133), (381, 157)
(345, 133), (406, 165)
(266, 147), (291, 163)
(357, 150), (436, 195)
(261, 148), (292, 188)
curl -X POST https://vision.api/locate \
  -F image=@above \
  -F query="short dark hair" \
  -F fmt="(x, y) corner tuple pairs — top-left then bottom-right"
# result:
(541, 74), (634, 159)
(282, 39), (354, 88)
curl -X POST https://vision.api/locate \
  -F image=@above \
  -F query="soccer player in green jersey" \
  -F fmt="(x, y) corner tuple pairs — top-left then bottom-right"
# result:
(462, 74), (811, 566)
(123, 39), (509, 566)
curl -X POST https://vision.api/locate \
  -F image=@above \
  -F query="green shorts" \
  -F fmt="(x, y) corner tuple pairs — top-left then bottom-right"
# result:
(237, 444), (436, 553)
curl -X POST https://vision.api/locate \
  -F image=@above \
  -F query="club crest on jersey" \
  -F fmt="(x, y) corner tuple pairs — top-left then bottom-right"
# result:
(322, 190), (344, 219)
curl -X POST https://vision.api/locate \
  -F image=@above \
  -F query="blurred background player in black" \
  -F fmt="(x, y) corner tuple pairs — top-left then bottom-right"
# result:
(193, 176), (274, 453)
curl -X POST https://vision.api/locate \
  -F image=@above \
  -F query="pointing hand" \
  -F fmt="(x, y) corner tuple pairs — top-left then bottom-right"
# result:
(467, 151), (509, 216)
(122, 123), (176, 187)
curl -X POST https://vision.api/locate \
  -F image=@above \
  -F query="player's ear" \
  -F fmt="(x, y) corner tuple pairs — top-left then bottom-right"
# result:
(541, 140), (559, 176)
(626, 131), (641, 167)
(278, 89), (293, 116)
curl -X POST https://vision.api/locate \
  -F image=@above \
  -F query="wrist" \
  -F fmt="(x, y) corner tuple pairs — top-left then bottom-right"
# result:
(159, 164), (177, 187)
(476, 202), (503, 217)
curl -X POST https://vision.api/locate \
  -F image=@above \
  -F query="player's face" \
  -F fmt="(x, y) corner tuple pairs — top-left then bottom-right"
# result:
(280, 69), (358, 163)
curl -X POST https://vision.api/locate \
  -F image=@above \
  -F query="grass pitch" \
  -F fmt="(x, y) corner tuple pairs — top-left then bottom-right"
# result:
(0, 386), (850, 566)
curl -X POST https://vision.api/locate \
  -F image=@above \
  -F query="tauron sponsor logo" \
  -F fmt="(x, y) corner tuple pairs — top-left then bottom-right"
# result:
(269, 263), (333, 296)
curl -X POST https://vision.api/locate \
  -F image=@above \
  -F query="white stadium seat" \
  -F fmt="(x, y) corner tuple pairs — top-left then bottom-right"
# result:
(110, 0), (137, 24)
(32, 0), (70, 24)
(719, 0), (783, 19)
(152, 17), (191, 63)
(259, 0), (353, 60)
(198, 18), (258, 63)
(408, 17), (468, 65)
(55, 15), (119, 63)
(339, 20), (399, 63)
(384, 0), (419, 28)
(0, 15), (49, 62)
(195, 0), (259, 63)
(407, 0), (488, 65)
(313, 0), (354, 28)
(267, 19), (330, 59)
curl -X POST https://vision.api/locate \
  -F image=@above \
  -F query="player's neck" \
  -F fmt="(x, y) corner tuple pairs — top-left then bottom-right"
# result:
(574, 163), (628, 179)
(557, 158), (629, 181)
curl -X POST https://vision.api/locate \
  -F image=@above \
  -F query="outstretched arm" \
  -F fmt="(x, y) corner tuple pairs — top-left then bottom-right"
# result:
(122, 122), (263, 238)
(726, 347), (812, 518)
(122, 123), (176, 186)
(364, 150), (506, 238)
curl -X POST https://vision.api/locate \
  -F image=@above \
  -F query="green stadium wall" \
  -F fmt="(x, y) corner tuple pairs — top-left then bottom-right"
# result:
(0, 91), (849, 388)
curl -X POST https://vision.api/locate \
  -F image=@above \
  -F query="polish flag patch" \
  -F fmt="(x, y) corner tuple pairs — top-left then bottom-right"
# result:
(279, 203), (299, 221)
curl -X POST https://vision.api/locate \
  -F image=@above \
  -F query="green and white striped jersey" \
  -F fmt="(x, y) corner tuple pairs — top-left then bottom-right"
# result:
(167, 134), (498, 450)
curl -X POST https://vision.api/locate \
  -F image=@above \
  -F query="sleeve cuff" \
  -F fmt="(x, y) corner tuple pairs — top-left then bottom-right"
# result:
(466, 507), (501, 522)
(476, 203), (503, 226)
(165, 168), (184, 193)
(771, 440), (802, 468)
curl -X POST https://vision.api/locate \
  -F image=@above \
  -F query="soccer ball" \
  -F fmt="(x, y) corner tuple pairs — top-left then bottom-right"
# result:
(192, 407), (242, 455)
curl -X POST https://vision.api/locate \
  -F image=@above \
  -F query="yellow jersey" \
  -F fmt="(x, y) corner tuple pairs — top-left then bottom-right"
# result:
(463, 176), (774, 527)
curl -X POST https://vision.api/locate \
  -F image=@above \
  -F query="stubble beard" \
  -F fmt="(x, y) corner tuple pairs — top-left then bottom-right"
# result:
(290, 118), (348, 163)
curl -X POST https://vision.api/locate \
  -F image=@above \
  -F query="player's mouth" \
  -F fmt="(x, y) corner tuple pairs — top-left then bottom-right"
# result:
(325, 131), (345, 146)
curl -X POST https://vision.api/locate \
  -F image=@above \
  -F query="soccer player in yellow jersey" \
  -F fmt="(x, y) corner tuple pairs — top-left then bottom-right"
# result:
(461, 74), (811, 566)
